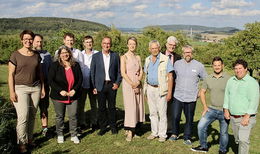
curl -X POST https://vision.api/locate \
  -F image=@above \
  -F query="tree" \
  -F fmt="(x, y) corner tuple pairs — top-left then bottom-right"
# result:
(223, 22), (260, 76)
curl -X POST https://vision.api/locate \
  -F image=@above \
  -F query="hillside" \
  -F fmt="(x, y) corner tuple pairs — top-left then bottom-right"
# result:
(144, 24), (240, 34)
(0, 17), (109, 34)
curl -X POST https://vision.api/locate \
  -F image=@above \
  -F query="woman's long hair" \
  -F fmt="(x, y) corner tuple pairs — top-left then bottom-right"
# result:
(56, 45), (75, 67)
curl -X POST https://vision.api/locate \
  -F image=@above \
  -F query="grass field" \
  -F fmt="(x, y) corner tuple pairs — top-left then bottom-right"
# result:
(0, 65), (259, 154)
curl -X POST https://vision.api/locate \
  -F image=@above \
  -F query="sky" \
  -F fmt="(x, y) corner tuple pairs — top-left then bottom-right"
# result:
(0, 0), (259, 29)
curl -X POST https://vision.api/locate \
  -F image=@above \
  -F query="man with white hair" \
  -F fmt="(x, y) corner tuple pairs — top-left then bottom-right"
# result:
(162, 36), (181, 136)
(144, 40), (173, 142)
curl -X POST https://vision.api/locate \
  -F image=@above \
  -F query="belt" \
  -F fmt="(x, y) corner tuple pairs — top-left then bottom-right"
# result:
(231, 114), (256, 118)
(104, 80), (112, 84)
(148, 84), (158, 88)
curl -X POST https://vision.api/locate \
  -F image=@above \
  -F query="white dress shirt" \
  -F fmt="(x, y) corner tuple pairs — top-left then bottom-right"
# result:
(102, 52), (111, 81)
(81, 49), (99, 88)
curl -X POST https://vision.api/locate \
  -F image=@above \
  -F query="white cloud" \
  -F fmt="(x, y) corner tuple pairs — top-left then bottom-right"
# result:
(134, 4), (148, 11)
(160, 3), (181, 9)
(133, 12), (148, 18)
(182, 8), (260, 16)
(95, 11), (115, 18)
(191, 3), (204, 10)
(212, 0), (253, 8)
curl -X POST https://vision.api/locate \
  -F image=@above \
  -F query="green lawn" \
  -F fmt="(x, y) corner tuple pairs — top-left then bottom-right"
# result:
(0, 65), (259, 154)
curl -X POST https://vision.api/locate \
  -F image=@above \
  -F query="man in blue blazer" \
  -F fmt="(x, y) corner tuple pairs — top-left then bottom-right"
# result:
(91, 36), (122, 135)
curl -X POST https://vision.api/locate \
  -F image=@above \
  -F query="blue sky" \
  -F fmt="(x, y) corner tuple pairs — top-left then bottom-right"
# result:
(0, 0), (259, 29)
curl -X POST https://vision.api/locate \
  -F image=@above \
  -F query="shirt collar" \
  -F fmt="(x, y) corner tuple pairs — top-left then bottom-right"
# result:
(233, 73), (249, 81)
(211, 72), (225, 78)
(165, 51), (172, 56)
(149, 53), (160, 60)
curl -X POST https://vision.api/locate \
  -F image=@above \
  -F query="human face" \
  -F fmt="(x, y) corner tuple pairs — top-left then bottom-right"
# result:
(33, 36), (43, 50)
(166, 41), (177, 53)
(212, 61), (224, 75)
(21, 34), (33, 49)
(59, 49), (70, 62)
(183, 48), (193, 62)
(83, 38), (93, 51)
(63, 36), (74, 49)
(101, 38), (111, 52)
(234, 64), (247, 79)
(127, 39), (136, 52)
(149, 43), (160, 57)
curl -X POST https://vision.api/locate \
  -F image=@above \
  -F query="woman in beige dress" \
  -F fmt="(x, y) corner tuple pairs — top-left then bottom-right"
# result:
(121, 37), (145, 141)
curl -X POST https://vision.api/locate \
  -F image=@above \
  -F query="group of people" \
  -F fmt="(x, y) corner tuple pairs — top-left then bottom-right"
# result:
(8, 30), (259, 154)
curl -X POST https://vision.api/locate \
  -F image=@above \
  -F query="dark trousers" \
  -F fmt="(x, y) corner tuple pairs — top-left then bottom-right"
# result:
(97, 82), (117, 130)
(52, 100), (78, 137)
(172, 97), (196, 140)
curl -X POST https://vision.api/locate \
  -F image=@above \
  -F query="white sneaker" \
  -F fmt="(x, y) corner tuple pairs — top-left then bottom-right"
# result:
(57, 136), (64, 143)
(71, 136), (80, 144)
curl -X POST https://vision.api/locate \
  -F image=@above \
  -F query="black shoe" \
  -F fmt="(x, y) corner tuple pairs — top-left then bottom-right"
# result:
(219, 150), (227, 154)
(98, 129), (106, 136)
(92, 124), (99, 131)
(191, 145), (208, 153)
(111, 128), (118, 134)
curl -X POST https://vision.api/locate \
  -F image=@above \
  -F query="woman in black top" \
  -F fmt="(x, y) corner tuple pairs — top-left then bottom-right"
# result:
(48, 45), (82, 144)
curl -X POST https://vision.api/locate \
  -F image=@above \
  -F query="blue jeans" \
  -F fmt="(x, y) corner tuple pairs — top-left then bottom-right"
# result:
(198, 108), (229, 152)
(172, 97), (196, 140)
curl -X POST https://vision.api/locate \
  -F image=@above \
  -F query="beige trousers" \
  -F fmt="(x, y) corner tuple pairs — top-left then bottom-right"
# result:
(147, 85), (167, 138)
(14, 85), (41, 144)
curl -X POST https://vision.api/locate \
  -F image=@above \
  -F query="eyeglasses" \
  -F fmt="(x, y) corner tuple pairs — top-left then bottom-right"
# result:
(23, 38), (33, 41)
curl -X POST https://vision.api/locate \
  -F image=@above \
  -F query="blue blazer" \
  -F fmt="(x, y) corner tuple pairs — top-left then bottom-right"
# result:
(90, 51), (122, 91)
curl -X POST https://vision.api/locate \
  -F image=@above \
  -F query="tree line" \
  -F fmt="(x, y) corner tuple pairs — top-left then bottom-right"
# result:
(0, 22), (259, 78)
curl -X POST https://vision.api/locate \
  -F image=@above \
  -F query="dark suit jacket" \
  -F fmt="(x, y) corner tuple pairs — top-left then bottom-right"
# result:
(90, 51), (122, 92)
(48, 61), (83, 101)
(161, 51), (181, 65)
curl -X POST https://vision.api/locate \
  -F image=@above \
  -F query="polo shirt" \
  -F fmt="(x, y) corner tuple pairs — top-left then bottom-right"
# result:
(202, 72), (230, 110)
(223, 74), (259, 115)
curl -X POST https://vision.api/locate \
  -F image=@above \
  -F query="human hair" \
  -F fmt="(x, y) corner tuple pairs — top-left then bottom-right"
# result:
(34, 34), (43, 40)
(232, 59), (248, 69)
(149, 40), (160, 48)
(127, 36), (137, 45)
(83, 35), (94, 42)
(20, 30), (35, 40)
(167, 36), (178, 44)
(182, 45), (193, 52)
(63, 32), (75, 40)
(102, 36), (112, 46)
(212, 56), (223, 64)
(57, 45), (75, 67)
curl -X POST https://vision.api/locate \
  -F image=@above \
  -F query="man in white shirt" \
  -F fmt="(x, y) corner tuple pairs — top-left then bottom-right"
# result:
(77, 35), (99, 133)
(54, 33), (84, 68)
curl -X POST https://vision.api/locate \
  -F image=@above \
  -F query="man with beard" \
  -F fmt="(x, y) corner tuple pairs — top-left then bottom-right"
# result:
(170, 45), (207, 145)
(33, 34), (52, 136)
(191, 57), (230, 154)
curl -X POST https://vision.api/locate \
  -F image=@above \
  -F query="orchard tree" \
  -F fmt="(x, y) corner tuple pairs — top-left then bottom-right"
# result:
(223, 22), (260, 76)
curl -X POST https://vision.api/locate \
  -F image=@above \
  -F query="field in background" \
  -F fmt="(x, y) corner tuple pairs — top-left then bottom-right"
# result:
(0, 65), (259, 154)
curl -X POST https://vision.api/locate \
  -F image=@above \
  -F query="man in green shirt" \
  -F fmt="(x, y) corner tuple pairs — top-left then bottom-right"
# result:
(191, 57), (230, 154)
(223, 59), (259, 154)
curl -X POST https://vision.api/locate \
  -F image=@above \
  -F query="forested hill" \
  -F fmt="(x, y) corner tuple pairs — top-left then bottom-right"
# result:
(145, 24), (240, 34)
(0, 17), (109, 34)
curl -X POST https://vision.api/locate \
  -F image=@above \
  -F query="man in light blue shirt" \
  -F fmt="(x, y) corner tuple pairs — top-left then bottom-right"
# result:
(77, 35), (99, 133)
(170, 45), (207, 145)
(144, 40), (173, 142)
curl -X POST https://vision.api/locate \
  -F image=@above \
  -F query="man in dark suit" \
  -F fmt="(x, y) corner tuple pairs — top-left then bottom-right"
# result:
(162, 36), (181, 137)
(91, 36), (122, 135)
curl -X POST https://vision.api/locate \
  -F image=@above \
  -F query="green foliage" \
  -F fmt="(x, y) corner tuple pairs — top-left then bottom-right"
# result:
(0, 96), (17, 153)
(0, 17), (109, 35)
(223, 22), (260, 71)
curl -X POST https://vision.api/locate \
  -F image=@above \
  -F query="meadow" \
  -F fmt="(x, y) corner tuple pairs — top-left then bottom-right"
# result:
(0, 65), (259, 154)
